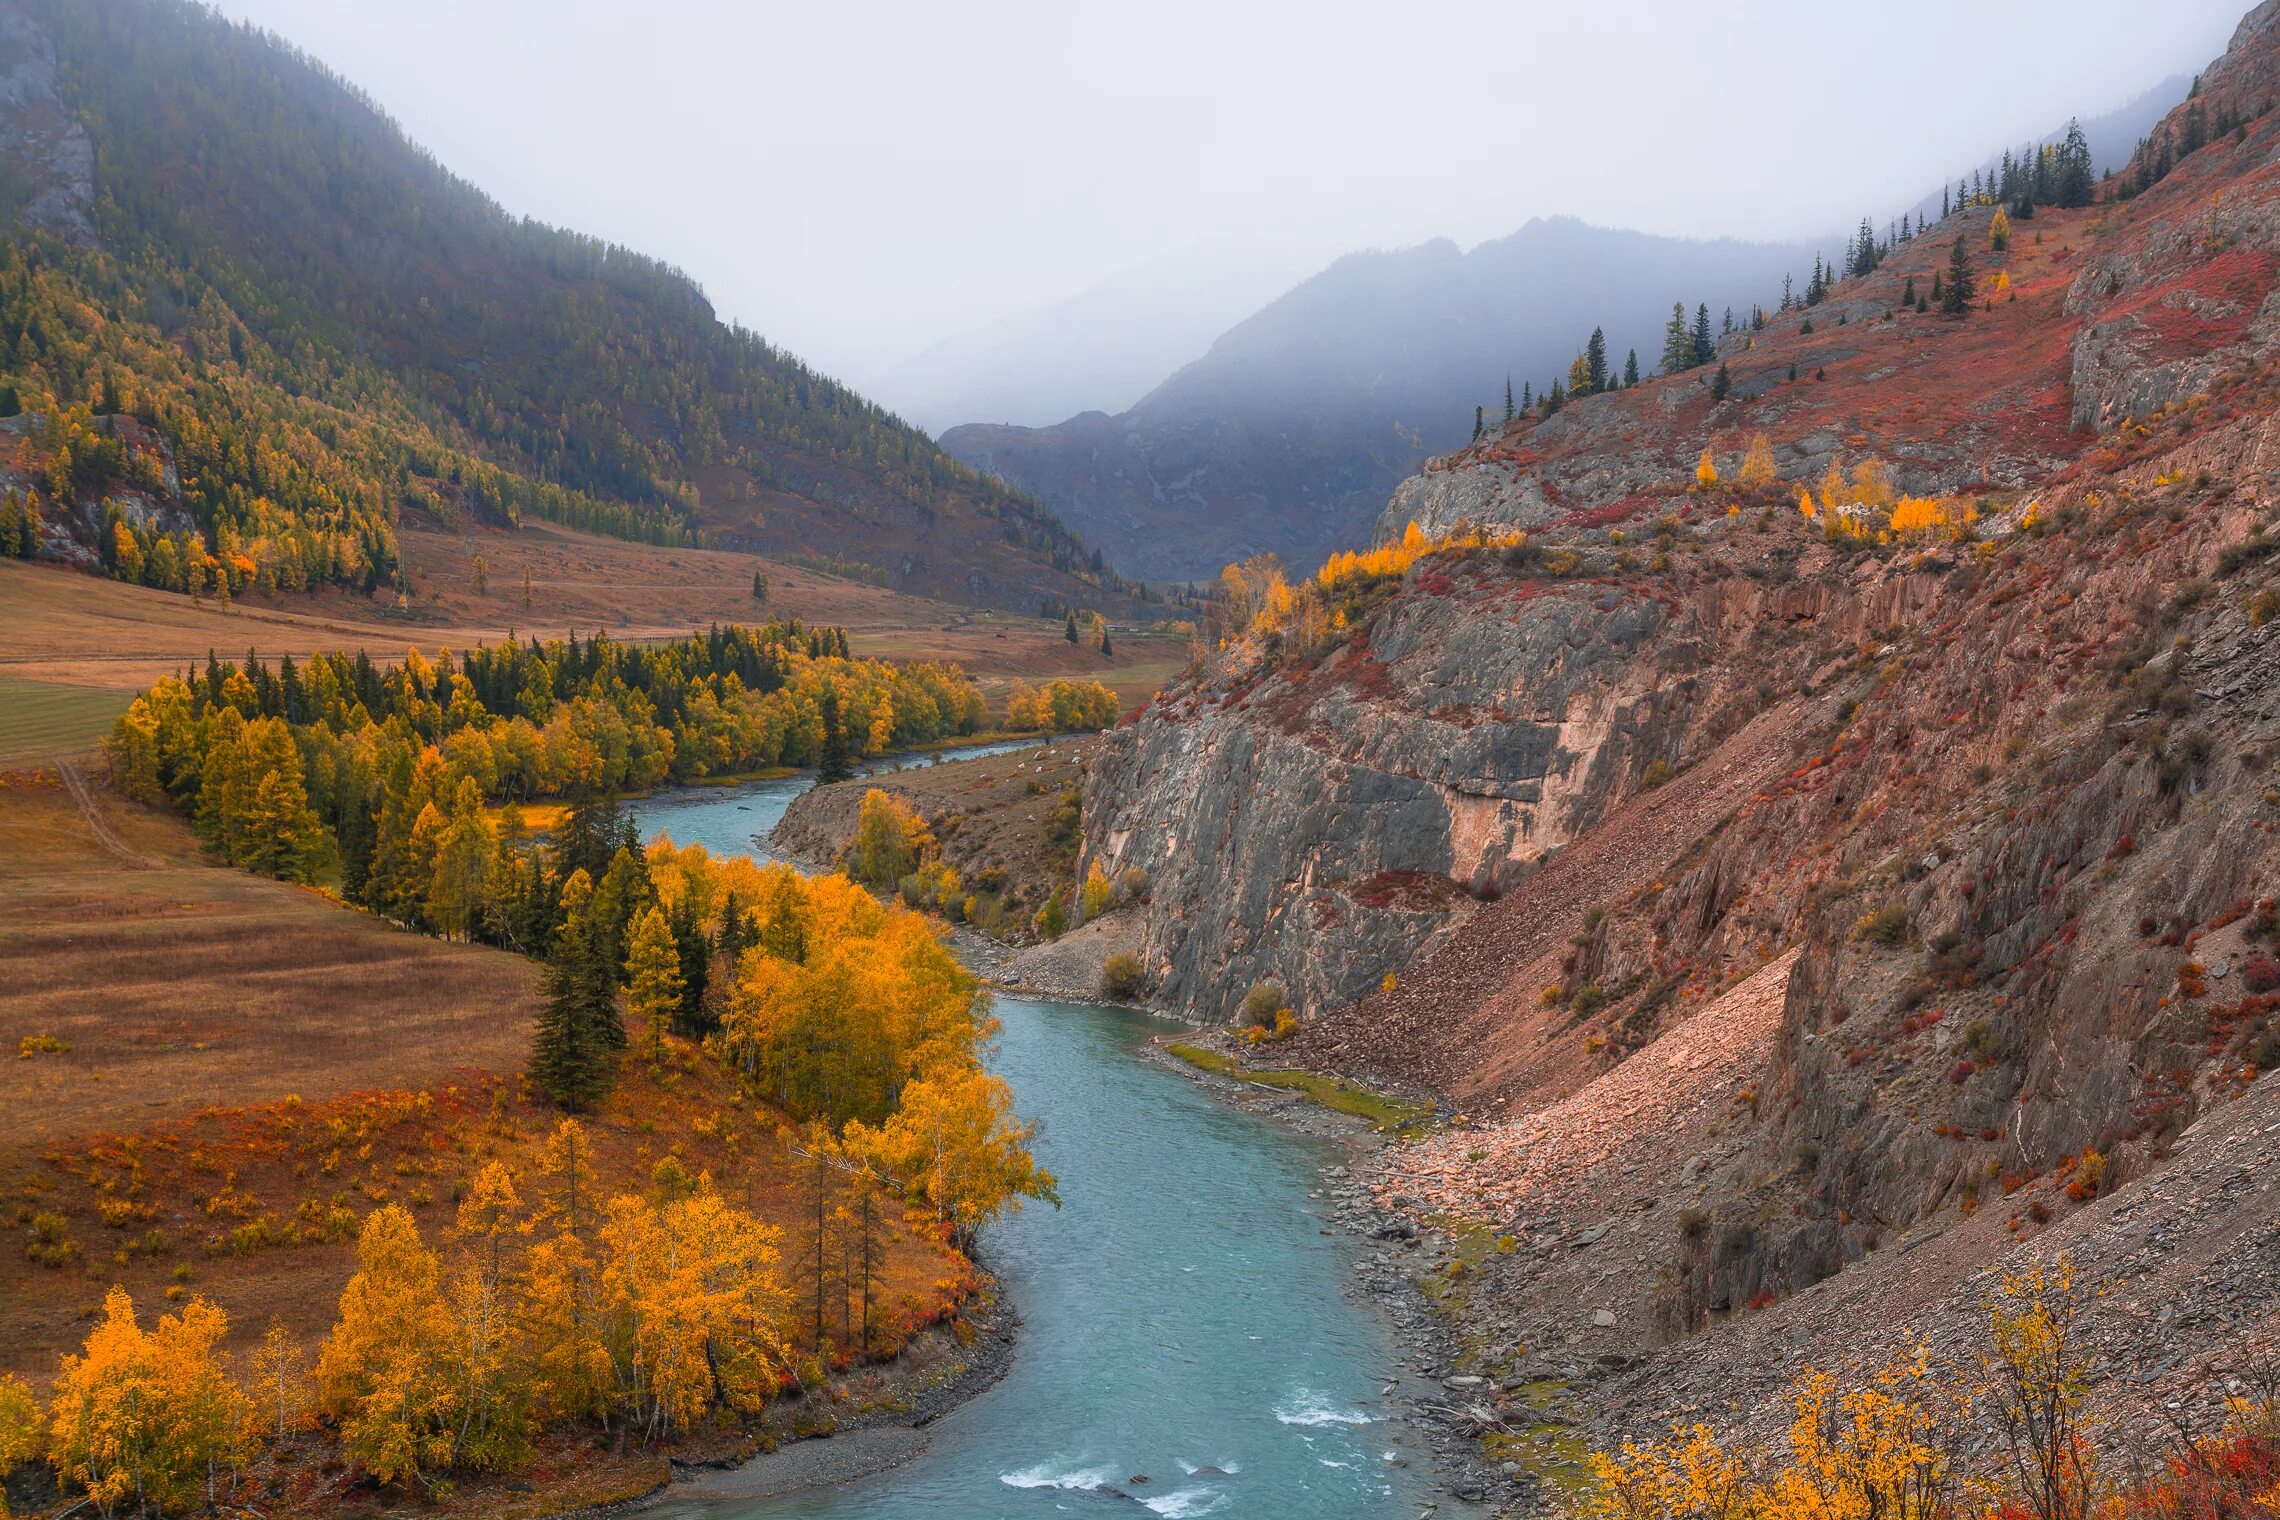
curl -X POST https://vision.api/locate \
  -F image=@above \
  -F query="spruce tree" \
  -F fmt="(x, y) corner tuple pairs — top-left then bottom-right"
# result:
(1504, 375), (1515, 422)
(817, 685), (855, 784)
(1941, 236), (1975, 316)
(1521, 380), (1532, 410)
(1064, 609), (1079, 644)
(1691, 304), (1715, 367)
(1623, 349), (1640, 387)
(1472, 404), (1484, 442)
(1585, 328), (1608, 392)
(1711, 363), (1731, 402)
(532, 871), (616, 1111)
(1660, 302), (1694, 374)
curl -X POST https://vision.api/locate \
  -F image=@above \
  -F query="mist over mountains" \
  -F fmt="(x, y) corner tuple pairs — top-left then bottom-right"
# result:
(928, 75), (2197, 585)
(940, 219), (1814, 582)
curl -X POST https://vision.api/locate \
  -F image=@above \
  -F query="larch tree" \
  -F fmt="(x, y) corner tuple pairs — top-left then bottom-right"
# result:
(1737, 433), (1778, 491)
(845, 1063), (1059, 1254)
(315, 1204), (461, 1486)
(623, 905), (686, 1068)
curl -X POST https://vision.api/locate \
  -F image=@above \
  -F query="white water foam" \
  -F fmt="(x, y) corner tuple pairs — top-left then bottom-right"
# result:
(1274, 1390), (1374, 1427)
(1000, 1462), (1116, 1491)
(1141, 1489), (1227, 1518)
(1176, 1460), (1241, 1476)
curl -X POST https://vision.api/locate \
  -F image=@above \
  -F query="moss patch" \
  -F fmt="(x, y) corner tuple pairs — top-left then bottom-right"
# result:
(1164, 1043), (1434, 1135)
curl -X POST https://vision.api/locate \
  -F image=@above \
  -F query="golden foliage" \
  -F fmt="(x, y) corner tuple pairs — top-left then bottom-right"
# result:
(848, 790), (932, 887)
(1739, 434), (1779, 491)
(1004, 678), (1118, 733)
(47, 1286), (253, 1517)
(1697, 449), (1721, 489)
(844, 1062), (1058, 1253)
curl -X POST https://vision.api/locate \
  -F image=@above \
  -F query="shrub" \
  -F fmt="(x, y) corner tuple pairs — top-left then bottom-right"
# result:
(2242, 952), (2280, 994)
(1237, 982), (1286, 1029)
(1100, 953), (1144, 1000)
(849, 791), (930, 886)
(1852, 904), (1912, 946)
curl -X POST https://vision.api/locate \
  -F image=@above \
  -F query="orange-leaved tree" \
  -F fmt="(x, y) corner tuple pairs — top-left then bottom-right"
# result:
(46, 1286), (253, 1518)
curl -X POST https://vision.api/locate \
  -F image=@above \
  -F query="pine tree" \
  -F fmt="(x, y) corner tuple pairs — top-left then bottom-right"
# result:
(1692, 304), (1715, 367)
(1504, 375), (1515, 422)
(668, 895), (712, 1034)
(1585, 327), (1608, 392)
(1099, 626), (1113, 658)
(1711, 362), (1731, 402)
(1941, 236), (1975, 316)
(1521, 380), (1532, 410)
(1472, 404), (1484, 442)
(751, 568), (767, 601)
(1623, 349), (1640, 387)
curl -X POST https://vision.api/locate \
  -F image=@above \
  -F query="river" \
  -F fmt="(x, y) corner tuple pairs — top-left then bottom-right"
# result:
(624, 745), (1444, 1520)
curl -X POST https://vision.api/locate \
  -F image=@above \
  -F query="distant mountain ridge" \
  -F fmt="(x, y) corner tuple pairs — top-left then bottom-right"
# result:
(942, 219), (1816, 581)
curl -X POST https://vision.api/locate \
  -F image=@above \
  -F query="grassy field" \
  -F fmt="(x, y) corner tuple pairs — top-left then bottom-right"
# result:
(0, 675), (131, 767)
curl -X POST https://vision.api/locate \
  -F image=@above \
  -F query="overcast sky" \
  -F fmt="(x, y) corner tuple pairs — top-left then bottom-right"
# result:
(213, 0), (2244, 384)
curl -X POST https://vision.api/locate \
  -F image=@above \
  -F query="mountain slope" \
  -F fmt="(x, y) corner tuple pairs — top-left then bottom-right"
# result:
(1084, 0), (2280, 1490)
(0, 0), (1129, 614)
(941, 221), (1816, 581)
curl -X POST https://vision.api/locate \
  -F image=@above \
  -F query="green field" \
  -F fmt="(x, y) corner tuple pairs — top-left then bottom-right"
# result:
(0, 676), (132, 770)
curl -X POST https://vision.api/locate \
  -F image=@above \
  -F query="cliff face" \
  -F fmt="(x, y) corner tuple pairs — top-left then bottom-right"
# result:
(1089, 0), (2280, 1396)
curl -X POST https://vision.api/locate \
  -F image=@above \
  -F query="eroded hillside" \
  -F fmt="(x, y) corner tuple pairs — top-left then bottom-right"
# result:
(1086, 0), (2280, 1478)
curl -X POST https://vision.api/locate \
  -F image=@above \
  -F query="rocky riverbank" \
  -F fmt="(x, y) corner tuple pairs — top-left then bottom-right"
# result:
(638, 1287), (1022, 1511)
(1144, 1036), (1529, 1515)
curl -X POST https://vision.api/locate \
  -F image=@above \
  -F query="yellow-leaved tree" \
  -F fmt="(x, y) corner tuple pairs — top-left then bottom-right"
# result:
(46, 1287), (252, 1518)
(1079, 861), (1114, 922)
(848, 790), (930, 886)
(595, 1187), (793, 1440)
(846, 1063), (1058, 1254)
(1738, 433), (1778, 491)
(0, 1372), (43, 1507)
(623, 905), (686, 1068)
(1695, 448), (1720, 489)
(316, 1204), (463, 1485)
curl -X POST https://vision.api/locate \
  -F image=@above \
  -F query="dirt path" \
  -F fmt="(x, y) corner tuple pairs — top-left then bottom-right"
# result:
(55, 760), (161, 869)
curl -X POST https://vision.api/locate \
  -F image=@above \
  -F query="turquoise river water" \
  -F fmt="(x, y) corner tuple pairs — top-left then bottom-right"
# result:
(624, 746), (1441, 1519)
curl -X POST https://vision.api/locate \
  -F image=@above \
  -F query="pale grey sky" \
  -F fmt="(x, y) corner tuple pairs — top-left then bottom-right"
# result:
(212, 0), (2244, 385)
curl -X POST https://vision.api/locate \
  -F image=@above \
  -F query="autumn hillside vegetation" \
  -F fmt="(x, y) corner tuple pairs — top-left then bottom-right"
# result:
(1577, 1259), (2280, 1520)
(0, 632), (1064, 1512)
